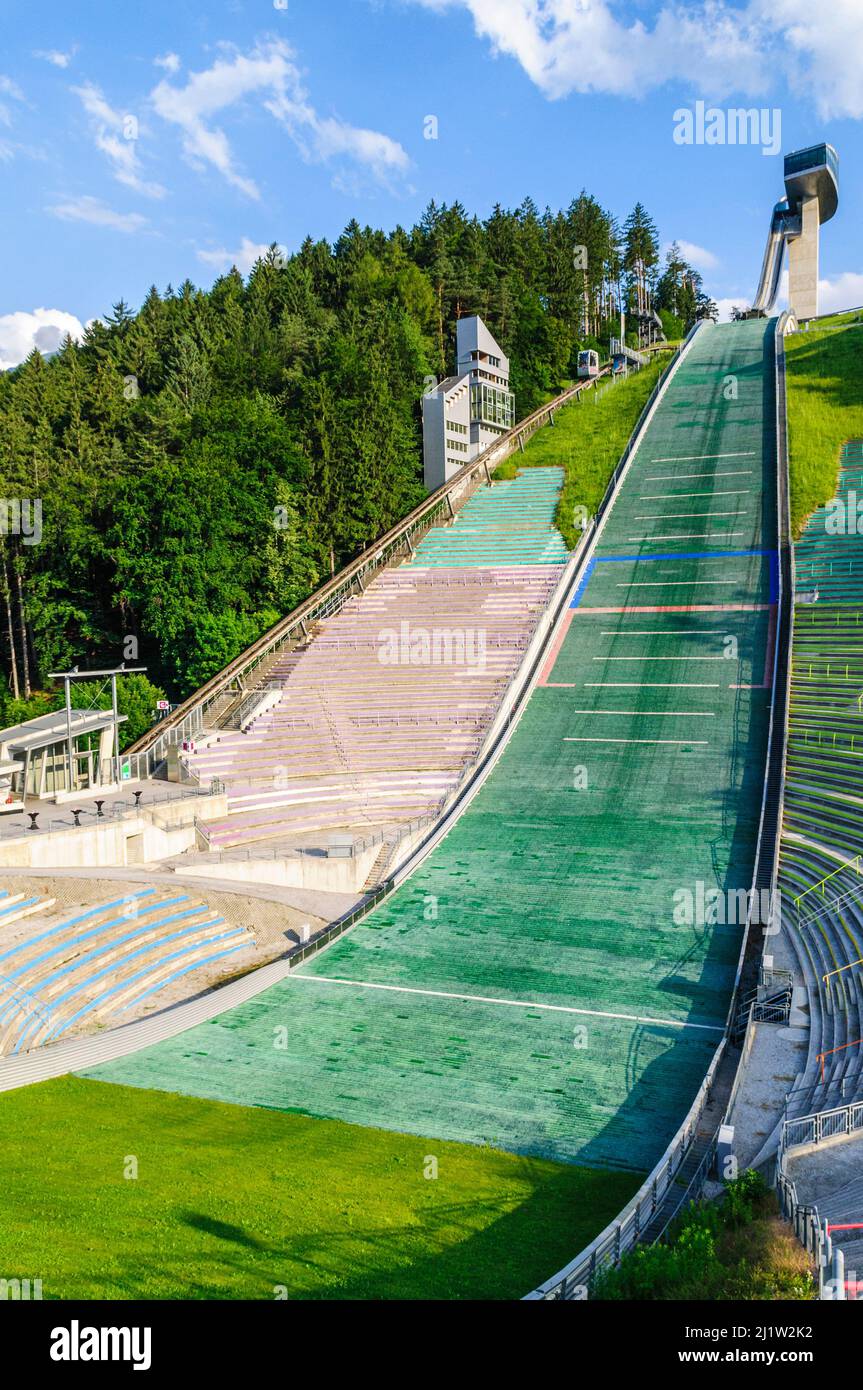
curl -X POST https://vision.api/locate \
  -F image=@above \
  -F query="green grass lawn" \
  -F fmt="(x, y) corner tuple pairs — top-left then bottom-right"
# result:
(810, 308), (863, 331)
(785, 322), (863, 537)
(504, 356), (668, 547)
(0, 1076), (640, 1300)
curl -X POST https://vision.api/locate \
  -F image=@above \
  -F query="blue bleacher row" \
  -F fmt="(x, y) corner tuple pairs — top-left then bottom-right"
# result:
(0, 887), (254, 1056)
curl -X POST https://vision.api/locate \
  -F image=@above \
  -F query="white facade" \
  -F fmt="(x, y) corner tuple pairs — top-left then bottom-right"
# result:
(422, 315), (515, 492)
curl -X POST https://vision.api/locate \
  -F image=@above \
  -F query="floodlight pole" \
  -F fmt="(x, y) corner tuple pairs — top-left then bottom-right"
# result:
(111, 673), (119, 785)
(64, 674), (74, 795)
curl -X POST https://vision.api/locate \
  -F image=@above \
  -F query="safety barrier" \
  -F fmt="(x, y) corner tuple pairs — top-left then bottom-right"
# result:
(775, 1115), (859, 1299)
(783, 1100), (863, 1152)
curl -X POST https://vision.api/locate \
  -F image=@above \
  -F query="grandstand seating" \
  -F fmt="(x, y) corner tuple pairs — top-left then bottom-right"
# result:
(778, 441), (863, 1122)
(189, 470), (568, 850)
(0, 888), (56, 926)
(409, 468), (570, 567)
(0, 888), (255, 1056)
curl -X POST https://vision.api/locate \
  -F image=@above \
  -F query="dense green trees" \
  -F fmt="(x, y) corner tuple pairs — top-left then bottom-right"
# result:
(0, 198), (712, 721)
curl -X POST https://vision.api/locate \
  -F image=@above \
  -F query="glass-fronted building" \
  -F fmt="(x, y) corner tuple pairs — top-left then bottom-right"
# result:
(422, 315), (516, 491)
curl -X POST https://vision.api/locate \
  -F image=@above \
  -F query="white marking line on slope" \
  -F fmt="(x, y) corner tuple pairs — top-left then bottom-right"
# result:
(627, 532), (745, 542)
(585, 682), (721, 688)
(647, 451), (758, 463)
(565, 709), (715, 717)
(616, 580), (740, 587)
(600, 630), (730, 636)
(638, 490), (750, 499)
(292, 974), (723, 1034)
(595, 656), (726, 661)
(634, 511), (743, 520)
(645, 470), (754, 482)
(564, 737), (710, 747)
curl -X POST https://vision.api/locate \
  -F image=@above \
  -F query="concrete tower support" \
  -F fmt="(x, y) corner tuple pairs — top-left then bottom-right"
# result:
(787, 195), (821, 320)
(751, 145), (838, 320)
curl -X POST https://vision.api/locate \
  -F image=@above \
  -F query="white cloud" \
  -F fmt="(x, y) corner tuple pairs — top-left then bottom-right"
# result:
(0, 308), (85, 371)
(34, 48), (75, 69)
(409, 1), (863, 119)
(73, 82), (166, 198)
(752, 0), (863, 120)
(151, 37), (409, 199)
(154, 53), (181, 74)
(713, 296), (749, 323)
(817, 271), (863, 315)
(0, 76), (24, 101)
(0, 74), (25, 131)
(285, 110), (410, 184)
(410, 0), (768, 101)
(674, 240), (720, 271)
(47, 195), (147, 233)
(197, 237), (277, 274)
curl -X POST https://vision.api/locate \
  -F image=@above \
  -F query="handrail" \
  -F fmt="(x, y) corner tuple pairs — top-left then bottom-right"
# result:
(782, 1099), (863, 1152)
(775, 1124), (848, 1299)
(794, 853), (863, 909)
(818, 1038), (863, 1083)
(126, 366), (622, 760)
(823, 956), (863, 985)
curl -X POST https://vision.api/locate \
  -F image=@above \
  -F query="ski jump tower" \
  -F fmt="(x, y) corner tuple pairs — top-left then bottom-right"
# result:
(752, 143), (839, 320)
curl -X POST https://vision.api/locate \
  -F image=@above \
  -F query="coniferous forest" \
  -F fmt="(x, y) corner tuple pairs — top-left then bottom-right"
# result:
(0, 195), (715, 735)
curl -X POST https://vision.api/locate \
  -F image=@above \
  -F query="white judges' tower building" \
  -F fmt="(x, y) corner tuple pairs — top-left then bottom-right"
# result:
(422, 315), (515, 492)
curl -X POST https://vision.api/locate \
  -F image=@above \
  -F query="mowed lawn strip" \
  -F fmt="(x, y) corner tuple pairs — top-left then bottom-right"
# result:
(503, 356), (668, 547)
(0, 1076), (640, 1301)
(785, 322), (863, 537)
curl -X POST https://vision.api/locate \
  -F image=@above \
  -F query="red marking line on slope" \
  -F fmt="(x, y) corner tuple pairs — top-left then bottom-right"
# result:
(538, 608), (575, 685)
(541, 603), (775, 686)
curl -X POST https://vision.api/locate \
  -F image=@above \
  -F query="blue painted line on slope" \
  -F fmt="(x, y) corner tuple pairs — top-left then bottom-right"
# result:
(570, 547), (779, 607)
(569, 556), (597, 609)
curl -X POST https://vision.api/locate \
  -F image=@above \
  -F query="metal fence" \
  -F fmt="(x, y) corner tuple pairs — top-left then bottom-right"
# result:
(525, 1043), (727, 1299)
(775, 1116), (859, 1299)
(783, 1100), (863, 1152)
(16, 781), (224, 839)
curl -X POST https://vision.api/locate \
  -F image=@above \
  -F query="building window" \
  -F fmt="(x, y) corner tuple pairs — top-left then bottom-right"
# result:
(471, 383), (514, 429)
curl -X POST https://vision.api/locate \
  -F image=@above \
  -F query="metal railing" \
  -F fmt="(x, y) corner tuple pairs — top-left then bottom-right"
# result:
(12, 781), (225, 840)
(193, 812), (441, 866)
(783, 1100), (863, 1152)
(224, 683), (286, 731)
(775, 1114), (858, 1299)
(525, 1042), (728, 1299)
(784, 1066), (863, 1113)
(794, 853), (863, 916)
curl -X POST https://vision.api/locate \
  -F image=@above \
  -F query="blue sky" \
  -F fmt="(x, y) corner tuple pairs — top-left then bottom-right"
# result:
(1, 0), (862, 365)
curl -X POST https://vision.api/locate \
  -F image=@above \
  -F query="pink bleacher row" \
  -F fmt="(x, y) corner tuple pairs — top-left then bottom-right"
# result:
(188, 566), (560, 849)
